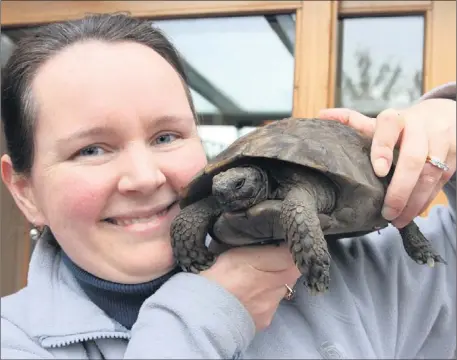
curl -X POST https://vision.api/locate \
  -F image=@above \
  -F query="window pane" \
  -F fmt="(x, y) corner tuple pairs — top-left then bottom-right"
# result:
(336, 16), (425, 116)
(154, 15), (295, 117)
(197, 125), (257, 159)
(153, 14), (296, 158)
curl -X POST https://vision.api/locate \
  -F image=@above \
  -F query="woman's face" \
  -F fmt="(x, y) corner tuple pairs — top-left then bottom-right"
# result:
(6, 40), (207, 283)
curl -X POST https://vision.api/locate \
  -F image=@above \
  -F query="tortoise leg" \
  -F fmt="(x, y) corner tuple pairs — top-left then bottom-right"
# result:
(398, 221), (447, 267)
(280, 188), (331, 294)
(170, 197), (222, 273)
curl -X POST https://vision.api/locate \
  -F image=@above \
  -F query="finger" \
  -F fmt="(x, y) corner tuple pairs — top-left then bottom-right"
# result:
(271, 284), (294, 305)
(278, 282), (297, 302)
(382, 123), (429, 221)
(392, 137), (449, 228)
(371, 109), (405, 177)
(437, 151), (457, 185)
(418, 152), (456, 215)
(318, 108), (376, 139)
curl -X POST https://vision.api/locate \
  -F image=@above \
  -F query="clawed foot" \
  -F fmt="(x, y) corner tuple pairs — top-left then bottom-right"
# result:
(399, 222), (447, 268)
(305, 272), (330, 295)
(291, 234), (331, 295)
(413, 251), (447, 268)
(296, 254), (330, 295)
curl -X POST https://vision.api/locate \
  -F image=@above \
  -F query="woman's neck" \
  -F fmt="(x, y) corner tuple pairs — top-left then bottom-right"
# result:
(61, 251), (181, 329)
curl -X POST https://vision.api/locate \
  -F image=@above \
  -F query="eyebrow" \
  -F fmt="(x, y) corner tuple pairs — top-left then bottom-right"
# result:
(148, 115), (191, 132)
(56, 115), (193, 146)
(56, 126), (117, 147)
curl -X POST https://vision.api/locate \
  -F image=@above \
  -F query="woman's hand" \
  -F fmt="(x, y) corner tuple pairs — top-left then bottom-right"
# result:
(201, 243), (301, 331)
(318, 98), (456, 228)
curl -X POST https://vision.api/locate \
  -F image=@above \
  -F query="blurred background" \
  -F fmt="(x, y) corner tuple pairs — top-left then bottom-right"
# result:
(1, 0), (456, 296)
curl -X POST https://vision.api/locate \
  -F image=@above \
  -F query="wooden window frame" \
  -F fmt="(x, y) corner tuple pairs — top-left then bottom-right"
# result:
(333, 0), (455, 219)
(335, 0), (455, 101)
(1, 0), (454, 295)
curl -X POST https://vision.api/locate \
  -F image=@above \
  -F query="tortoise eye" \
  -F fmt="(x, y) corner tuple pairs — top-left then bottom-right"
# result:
(234, 179), (245, 190)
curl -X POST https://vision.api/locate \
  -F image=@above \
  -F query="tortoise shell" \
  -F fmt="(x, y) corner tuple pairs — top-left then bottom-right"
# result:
(180, 117), (389, 214)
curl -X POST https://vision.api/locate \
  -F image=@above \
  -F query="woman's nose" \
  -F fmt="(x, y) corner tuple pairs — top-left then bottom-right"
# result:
(117, 146), (166, 195)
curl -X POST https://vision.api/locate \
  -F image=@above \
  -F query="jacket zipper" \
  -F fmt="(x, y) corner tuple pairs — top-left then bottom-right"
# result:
(40, 331), (130, 348)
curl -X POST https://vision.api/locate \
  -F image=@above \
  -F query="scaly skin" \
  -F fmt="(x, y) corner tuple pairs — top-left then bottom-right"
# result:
(279, 179), (335, 294)
(170, 196), (221, 273)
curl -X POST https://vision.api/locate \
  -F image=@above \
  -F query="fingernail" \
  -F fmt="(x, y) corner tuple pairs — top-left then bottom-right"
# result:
(374, 158), (389, 176)
(382, 206), (396, 221)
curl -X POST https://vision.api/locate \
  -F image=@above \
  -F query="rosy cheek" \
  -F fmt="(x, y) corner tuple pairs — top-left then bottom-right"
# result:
(164, 140), (207, 190)
(44, 175), (109, 223)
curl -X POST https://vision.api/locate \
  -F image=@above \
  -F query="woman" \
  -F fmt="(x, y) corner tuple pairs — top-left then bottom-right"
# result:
(1, 13), (455, 359)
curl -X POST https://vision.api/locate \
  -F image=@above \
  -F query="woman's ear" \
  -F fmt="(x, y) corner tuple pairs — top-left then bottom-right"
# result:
(1, 154), (45, 225)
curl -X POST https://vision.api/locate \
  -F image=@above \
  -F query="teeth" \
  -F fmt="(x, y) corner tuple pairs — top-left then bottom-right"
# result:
(106, 208), (168, 226)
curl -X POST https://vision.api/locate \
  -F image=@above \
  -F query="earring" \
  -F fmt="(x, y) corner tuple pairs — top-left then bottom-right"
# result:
(29, 226), (42, 241)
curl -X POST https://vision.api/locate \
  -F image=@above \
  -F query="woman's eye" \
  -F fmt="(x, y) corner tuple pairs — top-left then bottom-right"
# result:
(155, 133), (178, 145)
(78, 146), (105, 157)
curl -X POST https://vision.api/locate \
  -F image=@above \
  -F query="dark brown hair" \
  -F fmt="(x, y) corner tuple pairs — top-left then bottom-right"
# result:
(1, 13), (197, 175)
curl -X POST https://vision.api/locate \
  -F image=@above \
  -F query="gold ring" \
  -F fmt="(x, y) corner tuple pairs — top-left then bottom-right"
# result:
(426, 155), (450, 172)
(284, 284), (295, 301)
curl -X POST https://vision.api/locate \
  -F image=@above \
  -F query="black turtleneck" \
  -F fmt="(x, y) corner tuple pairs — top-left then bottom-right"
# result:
(61, 251), (182, 329)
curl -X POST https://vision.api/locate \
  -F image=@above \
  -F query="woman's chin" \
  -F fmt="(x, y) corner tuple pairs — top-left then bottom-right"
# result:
(94, 241), (177, 284)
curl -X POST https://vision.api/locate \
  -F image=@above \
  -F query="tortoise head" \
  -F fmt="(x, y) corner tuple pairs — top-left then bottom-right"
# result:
(212, 165), (269, 212)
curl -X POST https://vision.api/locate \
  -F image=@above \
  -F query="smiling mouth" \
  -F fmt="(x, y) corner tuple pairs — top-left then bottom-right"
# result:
(103, 201), (178, 226)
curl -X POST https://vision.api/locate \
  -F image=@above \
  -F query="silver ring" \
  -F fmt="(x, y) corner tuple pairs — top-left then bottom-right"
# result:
(426, 155), (450, 172)
(284, 284), (296, 301)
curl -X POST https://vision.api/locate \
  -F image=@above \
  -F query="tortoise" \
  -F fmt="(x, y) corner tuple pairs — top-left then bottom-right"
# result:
(170, 117), (446, 293)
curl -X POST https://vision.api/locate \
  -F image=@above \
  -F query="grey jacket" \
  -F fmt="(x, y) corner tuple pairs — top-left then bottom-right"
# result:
(2, 83), (456, 359)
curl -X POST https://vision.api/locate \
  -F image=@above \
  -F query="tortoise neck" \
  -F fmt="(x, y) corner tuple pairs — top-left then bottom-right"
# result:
(305, 172), (337, 213)
(250, 165), (270, 203)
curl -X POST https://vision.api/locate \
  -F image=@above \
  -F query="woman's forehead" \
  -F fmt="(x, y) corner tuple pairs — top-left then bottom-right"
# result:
(31, 40), (191, 126)
(34, 40), (183, 90)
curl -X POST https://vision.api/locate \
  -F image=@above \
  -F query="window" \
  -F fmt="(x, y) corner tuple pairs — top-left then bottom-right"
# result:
(336, 15), (425, 117)
(153, 14), (296, 158)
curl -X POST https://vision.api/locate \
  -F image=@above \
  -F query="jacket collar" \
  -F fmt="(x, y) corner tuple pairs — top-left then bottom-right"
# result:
(25, 230), (129, 345)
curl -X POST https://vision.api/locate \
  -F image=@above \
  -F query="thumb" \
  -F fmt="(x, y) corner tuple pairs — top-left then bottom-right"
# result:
(318, 108), (376, 139)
